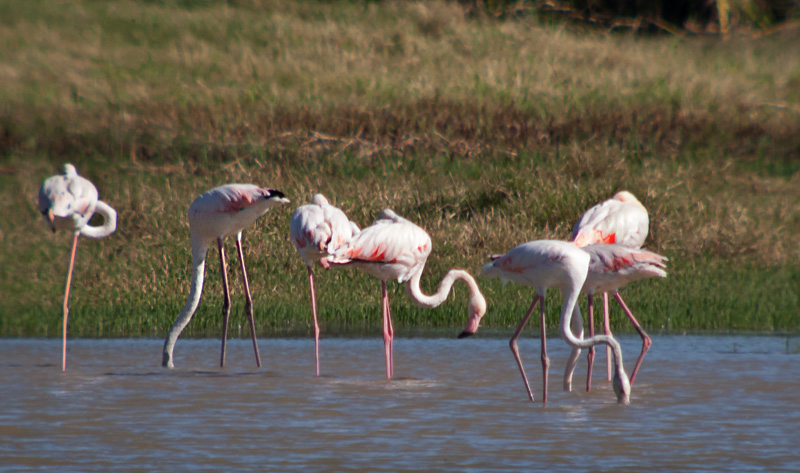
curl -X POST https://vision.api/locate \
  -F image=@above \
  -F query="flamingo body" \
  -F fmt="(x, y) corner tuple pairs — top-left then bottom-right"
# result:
(290, 194), (360, 375)
(329, 209), (487, 378)
(570, 191), (648, 249)
(482, 240), (630, 405)
(291, 194), (360, 267)
(38, 163), (117, 371)
(583, 244), (667, 294)
(162, 184), (289, 369)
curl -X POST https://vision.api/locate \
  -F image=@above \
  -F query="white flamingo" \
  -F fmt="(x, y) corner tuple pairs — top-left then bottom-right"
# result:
(570, 190), (650, 381)
(38, 163), (117, 371)
(328, 209), (487, 379)
(481, 240), (631, 405)
(290, 194), (360, 376)
(162, 184), (289, 369)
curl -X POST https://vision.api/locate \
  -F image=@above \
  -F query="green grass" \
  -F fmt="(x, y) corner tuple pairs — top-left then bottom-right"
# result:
(1, 0), (799, 338)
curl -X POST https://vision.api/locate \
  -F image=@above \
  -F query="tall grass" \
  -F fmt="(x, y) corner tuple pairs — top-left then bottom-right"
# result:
(1, 0), (799, 337)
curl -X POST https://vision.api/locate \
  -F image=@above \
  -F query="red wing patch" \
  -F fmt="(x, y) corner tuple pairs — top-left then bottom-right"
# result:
(496, 256), (525, 274)
(574, 230), (616, 247)
(222, 191), (256, 213)
(610, 256), (633, 271)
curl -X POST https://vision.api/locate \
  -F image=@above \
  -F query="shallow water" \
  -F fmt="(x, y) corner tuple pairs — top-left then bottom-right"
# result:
(1, 335), (798, 472)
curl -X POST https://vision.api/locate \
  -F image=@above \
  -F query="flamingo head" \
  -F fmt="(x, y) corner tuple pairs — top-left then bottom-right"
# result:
(457, 291), (487, 339)
(613, 366), (632, 405)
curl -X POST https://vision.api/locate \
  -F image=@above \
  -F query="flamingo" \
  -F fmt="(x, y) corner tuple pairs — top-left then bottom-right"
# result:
(562, 244), (667, 392)
(481, 240), (630, 405)
(290, 194), (360, 376)
(327, 209), (487, 379)
(570, 190), (650, 382)
(161, 184), (289, 369)
(38, 163), (118, 371)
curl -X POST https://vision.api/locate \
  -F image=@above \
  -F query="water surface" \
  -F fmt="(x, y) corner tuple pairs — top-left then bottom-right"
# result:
(1, 335), (798, 472)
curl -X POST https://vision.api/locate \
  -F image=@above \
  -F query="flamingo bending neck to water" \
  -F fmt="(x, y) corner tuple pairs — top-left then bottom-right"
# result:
(38, 163), (117, 371)
(290, 194), (360, 376)
(328, 209), (487, 379)
(162, 184), (289, 369)
(481, 240), (630, 405)
(570, 190), (651, 382)
(563, 244), (667, 392)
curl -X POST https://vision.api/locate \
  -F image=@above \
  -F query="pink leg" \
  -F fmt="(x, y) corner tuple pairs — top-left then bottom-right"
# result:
(614, 293), (652, 384)
(307, 266), (320, 376)
(586, 293), (595, 392)
(61, 232), (80, 371)
(381, 281), (394, 379)
(386, 292), (394, 378)
(539, 296), (550, 406)
(235, 236), (261, 368)
(218, 238), (232, 368)
(603, 292), (612, 381)
(509, 296), (540, 402)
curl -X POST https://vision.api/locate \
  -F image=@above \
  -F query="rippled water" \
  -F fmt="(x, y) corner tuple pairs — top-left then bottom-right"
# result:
(1, 334), (798, 472)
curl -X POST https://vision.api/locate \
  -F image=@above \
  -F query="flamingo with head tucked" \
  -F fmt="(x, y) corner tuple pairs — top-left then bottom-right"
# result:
(481, 239), (631, 405)
(328, 209), (487, 379)
(290, 194), (360, 376)
(38, 163), (118, 371)
(570, 190), (650, 382)
(161, 184), (289, 369)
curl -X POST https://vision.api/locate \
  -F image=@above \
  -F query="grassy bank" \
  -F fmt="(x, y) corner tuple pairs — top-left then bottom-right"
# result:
(1, 0), (799, 337)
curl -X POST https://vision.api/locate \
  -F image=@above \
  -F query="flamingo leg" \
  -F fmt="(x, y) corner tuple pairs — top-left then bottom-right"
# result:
(218, 238), (232, 368)
(306, 266), (320, 376)
(509, 296), (540, 402)
(586, 293), (595, 392)
(539, 295), (550, 405)
(61, 232), (80, 371)
(603, 292), (613, 381)
(386, 290), (394, 378)
(614, 293), (651, 384)
(381, 281), (394, 379)
(235, 236), (261, 368)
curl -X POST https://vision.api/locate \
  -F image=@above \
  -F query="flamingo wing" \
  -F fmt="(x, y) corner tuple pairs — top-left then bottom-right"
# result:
(571, 199), (648, 248)
(329, 213), (431, 283)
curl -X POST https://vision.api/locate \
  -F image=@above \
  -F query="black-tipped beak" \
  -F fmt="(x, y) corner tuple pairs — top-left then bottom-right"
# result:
(457, 331), (474, 339)
(267, 189), (286, 199)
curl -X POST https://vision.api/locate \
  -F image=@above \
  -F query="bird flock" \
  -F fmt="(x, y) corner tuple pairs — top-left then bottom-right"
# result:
(38, 163), (667, 405)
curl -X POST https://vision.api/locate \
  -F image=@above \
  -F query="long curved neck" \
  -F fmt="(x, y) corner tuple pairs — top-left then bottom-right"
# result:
(79, 200), (117, 239)
(162, 242), (208, 367)
(558, 286), (623, 365)
(558, 285), (631, 403)
(405, 268), (480, 309)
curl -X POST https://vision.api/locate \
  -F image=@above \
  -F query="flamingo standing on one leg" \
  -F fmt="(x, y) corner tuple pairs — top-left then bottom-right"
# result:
(570, 190), (650, 382)
(162, 184), (289, 369)
(290, 194), (360, 376)
(327, 209), (487, 379)
(481, 240), (631, 405)
(562, 244), (667, 393)
(38, 163), (117, 371)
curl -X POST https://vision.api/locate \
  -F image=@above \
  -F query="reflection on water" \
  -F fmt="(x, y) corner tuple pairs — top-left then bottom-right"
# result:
(1, 335), (798, 472)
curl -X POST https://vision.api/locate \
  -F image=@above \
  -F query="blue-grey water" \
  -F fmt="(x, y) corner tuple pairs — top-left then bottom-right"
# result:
(1, 335), (798, 472)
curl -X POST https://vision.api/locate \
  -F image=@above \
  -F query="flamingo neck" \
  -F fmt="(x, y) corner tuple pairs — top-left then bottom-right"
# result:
(162, 243), (208, 367)
(79, 200), (118, 239)
(558, 286), (631, 403)
(405, 268), (480, 309)
(558, 286), (623, 363)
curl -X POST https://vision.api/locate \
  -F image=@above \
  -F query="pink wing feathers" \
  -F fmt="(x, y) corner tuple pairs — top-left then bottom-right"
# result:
(329, 209), (431, 283)
(571, 192), (649, 249)
(583, 244), (667, 293)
